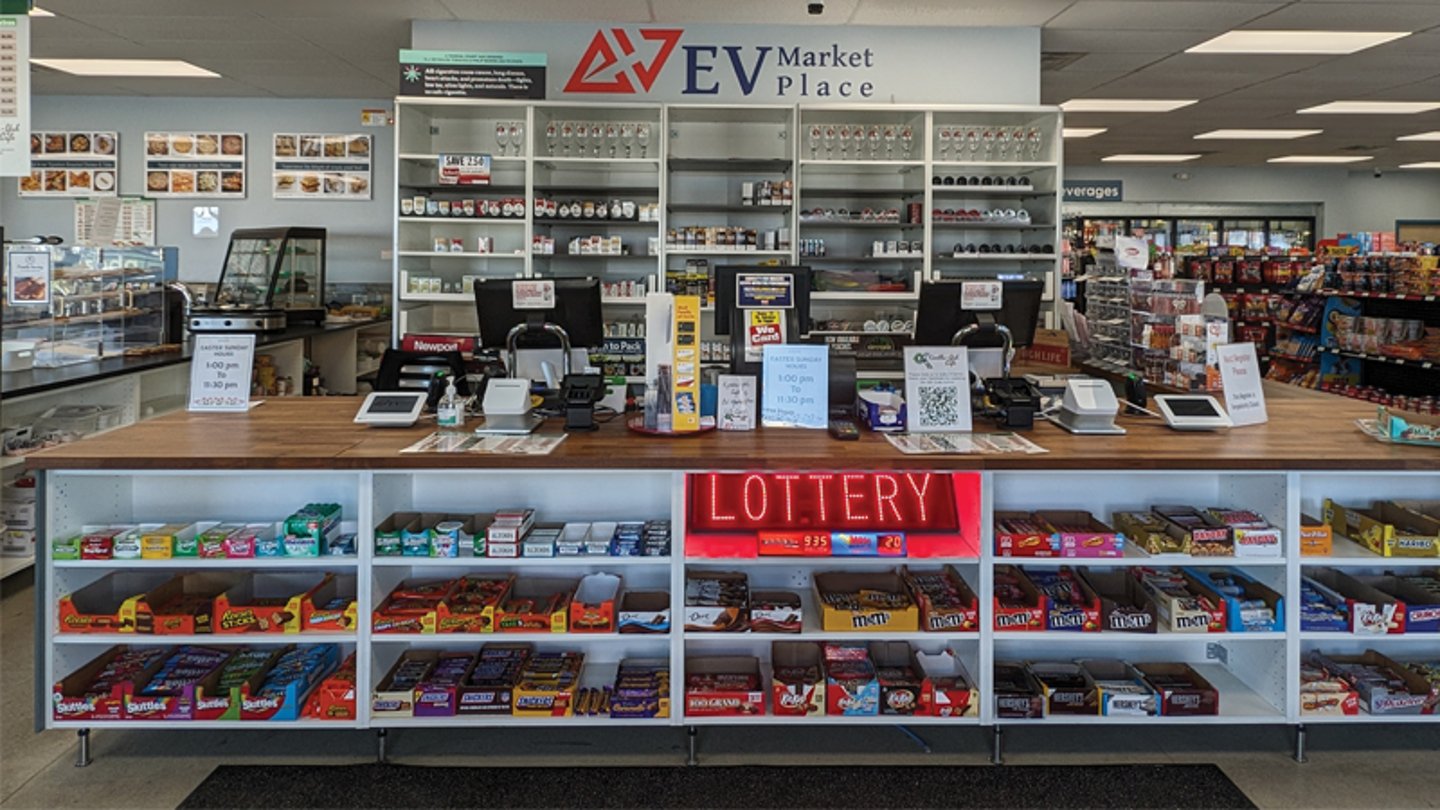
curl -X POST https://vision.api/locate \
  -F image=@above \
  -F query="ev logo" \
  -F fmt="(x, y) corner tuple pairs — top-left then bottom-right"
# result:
(564, 28), (683, 93)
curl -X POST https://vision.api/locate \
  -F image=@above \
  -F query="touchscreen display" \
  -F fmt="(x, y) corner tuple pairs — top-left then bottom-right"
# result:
(368, 395), (422, 414)
(1167, 398), (1222, 418)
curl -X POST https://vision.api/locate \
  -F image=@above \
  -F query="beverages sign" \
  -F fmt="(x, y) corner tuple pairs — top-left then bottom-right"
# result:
(411, 22), (1039, 104)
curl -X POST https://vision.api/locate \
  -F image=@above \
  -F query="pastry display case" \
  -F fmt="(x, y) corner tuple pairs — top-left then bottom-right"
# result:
(189, 227), (326, 332)
(2, 245), (178, 369)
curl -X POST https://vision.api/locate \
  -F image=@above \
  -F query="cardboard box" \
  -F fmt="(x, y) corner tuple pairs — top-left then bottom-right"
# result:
(1135, 662), (1219, 716)
(994, 661), (1045, 718)
(618, 591), (671, 634)
(213, 573), (336, 634)
(1152, 505), (1234, 556)
(239, 644), (339, 721)
(813, 571), (919, 633)
(856, 388), (907, 433)
(137, 522), (202, 560)
(749, 590), (803, 633)
(371, 576), (512, 634)
(57, 572), (172, 634)
(1300, 515), (1333, 557)
(1299, 658), (1359, 716)
(684, 570), (749, 632)
(414, 651), (477, 717)
(193, 647), (287, 721)
(371, 578), (456, 634)
(1081, 659), (1158, 717)
(1358, 574), (1440, 633)
(1204, 508), (1283, 558)
(995, 511), (1059, 557)
(1311, 650), (1435, 715)
(1299, 576), (1350, 632)
(124, 645), (233, 721)
(1081, 569), (1158, 633)
(488, 508), (536, 545)
(771, 641), (824, 716)
(1306, 567), (1406, 634)
(1185, 568), (1284, 633)
(903, 565), (980, 632)
(1113, 511), (1188, 555)
(496, 577), (576, 633)
(135, 573), (240, 635)
(458, 643), (531, 715)
(1374, 407), (1440, 448)
(371, 648), (439, 717)
(685, 655), (765, 717)
(1137, 569), (1227, 633)
(302, 652), (358, 721)
(608, 658), (671, 719)
(992, 565), (1045, 632)
(52, 646), (166, 722)
(1029, 661), (1099, 715)
(569, 572), (620, 633)
(1324, 499), (1440, 558)
(1027, 567), (1102, 632)
(915, 649), (976, 717)
(1038, 510), (1124, 558)
(869, 641), (925, 716)
(823, 644), (879, 716)
(374, 511), (422, 557)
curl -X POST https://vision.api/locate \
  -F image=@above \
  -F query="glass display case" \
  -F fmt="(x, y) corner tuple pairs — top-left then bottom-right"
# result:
(2, 246), (178, 369)
(191, 227), (326, 331)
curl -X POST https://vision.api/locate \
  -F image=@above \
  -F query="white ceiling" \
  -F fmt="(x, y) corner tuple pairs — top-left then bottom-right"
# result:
(24, 0), (1440, 168)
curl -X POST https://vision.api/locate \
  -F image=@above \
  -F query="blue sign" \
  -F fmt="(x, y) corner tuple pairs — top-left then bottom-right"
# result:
(761, 344), (828, 429)
(1063, 180), (1124, 203)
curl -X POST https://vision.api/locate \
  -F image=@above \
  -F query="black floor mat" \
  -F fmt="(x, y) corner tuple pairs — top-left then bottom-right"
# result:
(178, 763), (1257, 809)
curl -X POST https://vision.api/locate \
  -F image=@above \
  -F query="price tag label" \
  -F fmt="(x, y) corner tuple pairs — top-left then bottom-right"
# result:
(188, 334), (256, 412)
(437, 153), (492, 186)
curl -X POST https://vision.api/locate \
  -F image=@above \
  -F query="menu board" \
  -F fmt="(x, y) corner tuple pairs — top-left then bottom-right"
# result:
(19, 131), (119, 197)
(74, 197), (156, 247)
(272, 132), (371, 199)
(144, 131), (246, 198)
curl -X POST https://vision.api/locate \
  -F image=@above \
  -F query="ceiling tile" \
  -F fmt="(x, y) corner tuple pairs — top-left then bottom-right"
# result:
(439, 0), (654, 22)
(849, 0), (1073, 26)
(1042, 28), (1212, 53)
(1046, 1), (1282, 31)
(69, 15), (289, 41)
(648, 0), (861, 24)
(1237, 1), (1440, 30)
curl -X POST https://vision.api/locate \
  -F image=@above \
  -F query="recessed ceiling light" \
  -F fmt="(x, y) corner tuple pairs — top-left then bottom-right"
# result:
(1299, 101), (1440, 114)
(29, 7), (55, 16)
(30, 58), (220, 77)
(1063, 128), (1108, 139)
(1102, 154), (1202, 163)
(1267, 155), (1373, 164)
(1399, 161), (1440, 169)
(1194, 129), (1322, 140)
(1397, 131), (1440, 142)
(1060, 99), (1197, 113)
(1186, 30), (1410, 55)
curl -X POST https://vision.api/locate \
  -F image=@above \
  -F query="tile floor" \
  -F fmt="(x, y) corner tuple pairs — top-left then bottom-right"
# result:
(2, 569), (1437, 810)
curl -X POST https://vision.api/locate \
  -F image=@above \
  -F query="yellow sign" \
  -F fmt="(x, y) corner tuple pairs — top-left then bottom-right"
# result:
(671, 295), (702, 432)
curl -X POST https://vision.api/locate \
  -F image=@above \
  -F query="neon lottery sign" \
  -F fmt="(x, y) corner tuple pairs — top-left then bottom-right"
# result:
(688, 472), (958, 531)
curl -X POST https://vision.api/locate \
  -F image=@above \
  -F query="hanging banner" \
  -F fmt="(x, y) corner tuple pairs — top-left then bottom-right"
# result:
(272, 133), (371, 199)
(20, 131), (118, 197)
(411, 22), (1039, 104)
(0, 14), (29, 177)
(399, 50), (547, 99)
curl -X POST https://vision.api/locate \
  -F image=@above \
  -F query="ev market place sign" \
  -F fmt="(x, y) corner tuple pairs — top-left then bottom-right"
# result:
(410, 22), (1039, 104)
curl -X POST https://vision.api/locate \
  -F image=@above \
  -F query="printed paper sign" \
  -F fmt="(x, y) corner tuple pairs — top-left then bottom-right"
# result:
(74, 197), (155, 247)
(512, 279), (555, 310)
(736, 273), (794, 309)
(744, 309), (785, 363)
(717, 374), (757, 431)
(903, 346), (972, 433)
(19, 131), (118, 197)
(189, 334), (257, 412)
(960, 281), (1002, 311)
(0, 16), (30, 178)
(1115, 235), (1149, 273)
(438, 153), (492, 186)
(273, 133), (371, 199)
(761, 344), (828, 429)
(144, 132), (246, 198)
(1218, 342), (1268, 427)
(5, 246), (51, 306)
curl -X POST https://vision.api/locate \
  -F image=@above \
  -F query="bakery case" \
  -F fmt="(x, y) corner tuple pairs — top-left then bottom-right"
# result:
(2, 246), (178, 369)
(200, 227), (326, 330)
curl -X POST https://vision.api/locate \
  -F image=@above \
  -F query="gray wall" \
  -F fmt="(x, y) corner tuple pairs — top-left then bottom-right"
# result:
(1063, 165), (1440, 236)
(1, 96), (394, 283)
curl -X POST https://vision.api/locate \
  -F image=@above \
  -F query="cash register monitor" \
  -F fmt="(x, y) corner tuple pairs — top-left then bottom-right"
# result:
(474, 277), (604, 351)
(712, 265), (813, 337)
(913, 279), (1044, 349)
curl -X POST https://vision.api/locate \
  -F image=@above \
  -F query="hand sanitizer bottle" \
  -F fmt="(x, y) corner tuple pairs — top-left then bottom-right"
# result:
(436, 375), (462, 428)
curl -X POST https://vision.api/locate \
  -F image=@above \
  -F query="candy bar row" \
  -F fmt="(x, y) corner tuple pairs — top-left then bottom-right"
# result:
(996, 506), (1284, 558)
(372, 646), (668, 719)
(1322, 500), (1440, 557)
(1303, 568), (1440, 634)
(375, 511), (671, 559)
(54, 503), (350, 561)
(373, 573), (667, 635)
(59, 572), (357, 635)
(53, 643), (356, 722)
(685, 642), (975, 718)
(1301, 651), (1439, 717)
(996, 659), (1218, 718)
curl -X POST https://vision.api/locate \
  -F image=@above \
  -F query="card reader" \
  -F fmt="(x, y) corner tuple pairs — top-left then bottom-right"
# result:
(1154, 394), (1232, 431)
(353, 391), (427, 428)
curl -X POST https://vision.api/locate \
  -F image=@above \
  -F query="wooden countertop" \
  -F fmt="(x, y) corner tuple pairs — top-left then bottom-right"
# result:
(23, 397), (1440, 472)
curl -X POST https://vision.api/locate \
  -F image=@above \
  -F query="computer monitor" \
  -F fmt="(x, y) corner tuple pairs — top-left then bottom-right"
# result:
(913, 279), (1044, 349)
(712, 265), (813, 375)
(474, 277), (604, 350)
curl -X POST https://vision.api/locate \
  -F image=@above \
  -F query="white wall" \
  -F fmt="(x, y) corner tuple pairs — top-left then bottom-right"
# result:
(1, 96), (395, 283)
(1063, 165), (1440, 236)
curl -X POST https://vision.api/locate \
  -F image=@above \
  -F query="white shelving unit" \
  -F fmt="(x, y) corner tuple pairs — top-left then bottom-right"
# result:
(35, 467), (1439, 760)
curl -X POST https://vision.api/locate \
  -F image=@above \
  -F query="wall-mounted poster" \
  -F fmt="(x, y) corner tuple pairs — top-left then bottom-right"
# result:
(272, 133), (371, 199)
(144, 131), (246, 198)
(18, 131), (118, 197)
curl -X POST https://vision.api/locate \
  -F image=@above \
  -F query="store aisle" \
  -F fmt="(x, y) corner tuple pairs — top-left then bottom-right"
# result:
(3, 571), (1437, 810)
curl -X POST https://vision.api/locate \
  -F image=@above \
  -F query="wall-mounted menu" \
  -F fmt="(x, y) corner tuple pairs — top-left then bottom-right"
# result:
(144, 131), (246, 198)
(272, 133), (371, 200)
(18, 131), (118, 197)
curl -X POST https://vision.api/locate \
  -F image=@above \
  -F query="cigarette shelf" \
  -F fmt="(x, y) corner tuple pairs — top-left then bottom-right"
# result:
(930, 222), (1056, 231)
(667, 204), (793, 214)
(934, 254), (1060, 262)
(930, 186), (1041, 195)
(532, 218), (659, 228)
(931, 161), (1057, 170)
(797, 221), (924, 230)
(398, 293), (474, 303)
(799, 187), (923, 199)
(667, 157), (793, 172)
(396, 251), (525, 260)
(665, 249), (791, 257)
(397, 217), (524, 225)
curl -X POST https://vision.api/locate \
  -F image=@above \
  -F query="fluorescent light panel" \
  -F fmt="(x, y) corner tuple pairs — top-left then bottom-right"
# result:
(1400, 162), (1440, 169)
(1187, 30), (1409, 55)
(1299, 101), (1440, 114)
(1060, 99), (1197, 113)
(30, 58), (219, 77)
(1103, 154), (1202, 163)
(1397, 131), (1440, 142)
(1267, 155), (1372, 164)
(1063, 127), (1107, 139)
(1194, 129), (1321, 140)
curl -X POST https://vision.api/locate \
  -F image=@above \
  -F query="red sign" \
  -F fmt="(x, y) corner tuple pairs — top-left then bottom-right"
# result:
(689, 472), (958, 532)
(401, 334), (475, 354)
(564, 28), (683, 94)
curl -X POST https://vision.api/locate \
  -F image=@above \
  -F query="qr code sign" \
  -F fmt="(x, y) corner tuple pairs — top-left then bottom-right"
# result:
(916, 383), (963, 428)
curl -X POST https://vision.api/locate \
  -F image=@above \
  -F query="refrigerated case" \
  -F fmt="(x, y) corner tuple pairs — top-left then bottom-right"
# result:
(211, 227), (327, 325)
(2, 245), (178, 368)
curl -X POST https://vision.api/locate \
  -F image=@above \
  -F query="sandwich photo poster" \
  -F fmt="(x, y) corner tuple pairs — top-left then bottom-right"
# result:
(272, 133), (372, 199)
